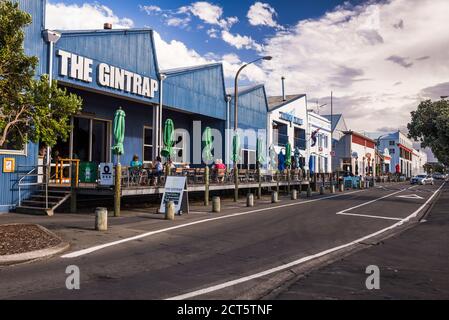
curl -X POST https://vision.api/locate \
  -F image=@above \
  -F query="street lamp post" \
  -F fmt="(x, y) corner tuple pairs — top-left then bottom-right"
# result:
(233, 56), (272, 202)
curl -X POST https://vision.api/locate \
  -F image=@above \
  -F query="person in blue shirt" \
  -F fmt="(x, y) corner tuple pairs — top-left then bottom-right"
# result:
(130, 154), (143, 168)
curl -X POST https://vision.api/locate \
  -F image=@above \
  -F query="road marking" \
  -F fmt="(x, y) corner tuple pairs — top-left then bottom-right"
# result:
(166, 182), (445, 300)
(336, 212), (403, 221)
(61, 190), (364, 259)
(397, 194), (424, 200)
(335, 189), (407, 215)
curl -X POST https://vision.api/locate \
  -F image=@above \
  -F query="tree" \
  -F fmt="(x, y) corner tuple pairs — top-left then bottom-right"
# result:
(408, 99), (449, 166)
(0, 0), (82, 149)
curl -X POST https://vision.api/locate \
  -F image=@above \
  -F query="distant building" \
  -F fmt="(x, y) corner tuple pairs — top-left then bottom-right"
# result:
(378, 131), (414, 178)
(267, 94), (308, 170)
(333, 131), (377, 177)
(308, 112), (332, 173)
(412, 148), (428, 175)
(322, 114), (348, 173)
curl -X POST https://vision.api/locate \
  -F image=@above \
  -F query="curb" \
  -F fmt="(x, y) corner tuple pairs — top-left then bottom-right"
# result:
(0, 224), (70, 266)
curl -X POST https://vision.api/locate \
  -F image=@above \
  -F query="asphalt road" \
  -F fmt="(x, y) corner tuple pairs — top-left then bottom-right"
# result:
(0, 181), (443, 300)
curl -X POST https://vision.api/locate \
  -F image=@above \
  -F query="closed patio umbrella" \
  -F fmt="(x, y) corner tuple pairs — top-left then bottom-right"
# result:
(232, 134), (240, 164)
(309, 155), (315, 174)
(203, 127), (213, 163)
(112, 107), (126, 162)
(161, 119), (174, 159)
(294, 147), (301, 169)
(257, 137), (265, 167)
(284, 142), (292, 168)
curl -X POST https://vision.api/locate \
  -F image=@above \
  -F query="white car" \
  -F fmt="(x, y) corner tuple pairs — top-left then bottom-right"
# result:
(411, 175), (434, 185)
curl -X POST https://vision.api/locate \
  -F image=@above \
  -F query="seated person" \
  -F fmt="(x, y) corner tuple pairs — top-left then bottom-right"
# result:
(130, 154), (143, 168)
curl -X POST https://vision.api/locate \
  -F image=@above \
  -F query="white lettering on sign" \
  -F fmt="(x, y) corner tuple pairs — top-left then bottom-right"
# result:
(57, 49), (159, 99)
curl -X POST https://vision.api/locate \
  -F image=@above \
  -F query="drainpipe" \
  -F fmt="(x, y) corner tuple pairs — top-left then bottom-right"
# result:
(158, 73), (167, 156)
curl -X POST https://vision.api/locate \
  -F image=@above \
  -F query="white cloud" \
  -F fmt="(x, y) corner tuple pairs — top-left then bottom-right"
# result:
(259, 0), (449, 133)
(166, 17), (191, 28)
(46, 2), (134, 30)
(221, 30), (262, 51)
(140, 5), (162, 14)
(180, 1), (238, 30)
(247, 2), (281, 29)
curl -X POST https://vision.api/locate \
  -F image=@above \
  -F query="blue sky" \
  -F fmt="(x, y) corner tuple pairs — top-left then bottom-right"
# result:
(46, 0), (449, 149)
(49, 0), (367, 64)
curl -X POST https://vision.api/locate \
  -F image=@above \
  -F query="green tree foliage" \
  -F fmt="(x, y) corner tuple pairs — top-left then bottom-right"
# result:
(408, 99), (449, 166)
(0, 0), (82, 149)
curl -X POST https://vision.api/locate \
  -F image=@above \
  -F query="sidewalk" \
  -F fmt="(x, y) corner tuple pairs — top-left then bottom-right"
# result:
(275, 183), (449, 300)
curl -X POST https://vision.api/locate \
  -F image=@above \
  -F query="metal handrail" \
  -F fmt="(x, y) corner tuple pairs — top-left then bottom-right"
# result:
(17, 164), (52, 209)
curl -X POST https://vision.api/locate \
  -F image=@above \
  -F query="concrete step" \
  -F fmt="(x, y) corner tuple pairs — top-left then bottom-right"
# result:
(15, 206), (53, 216)
(21, 200), (58, 207)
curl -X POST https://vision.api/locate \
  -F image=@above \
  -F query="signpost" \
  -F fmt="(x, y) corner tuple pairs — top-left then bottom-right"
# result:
(99, 163), (114, 186)
(159, 176), (189, 215)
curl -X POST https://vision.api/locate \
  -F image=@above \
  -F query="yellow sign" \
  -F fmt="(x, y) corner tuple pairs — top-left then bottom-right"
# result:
(3, 158), (15, 173)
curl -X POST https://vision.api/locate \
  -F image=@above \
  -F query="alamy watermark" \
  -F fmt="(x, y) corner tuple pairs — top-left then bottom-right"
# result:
(66, 265), (80, 290)
(365, 265), (380, 290)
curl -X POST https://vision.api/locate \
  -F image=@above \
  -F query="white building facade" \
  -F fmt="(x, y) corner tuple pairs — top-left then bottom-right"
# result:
(267, 94), (308, 170)
(412, 149), (428, 176)
(378, 131), (414, 178)
(307, 112), (332, 173)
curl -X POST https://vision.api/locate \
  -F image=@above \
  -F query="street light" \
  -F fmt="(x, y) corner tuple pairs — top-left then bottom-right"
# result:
(233, 56), (272, 202)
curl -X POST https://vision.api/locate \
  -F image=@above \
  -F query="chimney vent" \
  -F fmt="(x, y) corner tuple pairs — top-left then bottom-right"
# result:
(281, 77), (286, 101)
(104, 23), (112, 30)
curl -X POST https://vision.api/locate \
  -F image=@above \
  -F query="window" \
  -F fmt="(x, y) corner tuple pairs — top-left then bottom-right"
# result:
(294, 127), (306, 150)
(143, 126), (153, 163)
(389, 148), (395, 154)
(0, 128), (27, 155)
(240, 149), (256, 170)
(389, 141), (395, 146)
(324, 136), (328, 149)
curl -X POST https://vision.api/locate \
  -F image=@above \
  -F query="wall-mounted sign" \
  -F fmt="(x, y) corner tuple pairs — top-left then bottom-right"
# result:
(57, 50), (159, 99)
(3, 158), (15, 173)
(99, 163), (114, 186)
(280, 111), (303, 126)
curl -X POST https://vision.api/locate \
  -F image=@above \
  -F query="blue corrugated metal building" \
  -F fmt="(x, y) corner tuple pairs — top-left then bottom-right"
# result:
(0, 0), (269, 212)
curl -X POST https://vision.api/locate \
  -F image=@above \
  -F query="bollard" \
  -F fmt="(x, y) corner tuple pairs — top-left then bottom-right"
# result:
(95, 207), (108, 231)
(291, 189), (298, 200)
(271, 191), (279, 203)
(212, 196), (221, 213)
(330, 185), (336, 194)
(359, 180), (364, 189)
(339, 183), (345, 192)
(247, 193), (255, 207)
(165, 201), (175, 221)
(320, 186), (325, 195)
(307, 186), (312, 197)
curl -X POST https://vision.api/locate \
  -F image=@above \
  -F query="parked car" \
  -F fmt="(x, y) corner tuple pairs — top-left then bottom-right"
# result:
(433, 173), (445, 180)
(411, 175), (434, 185)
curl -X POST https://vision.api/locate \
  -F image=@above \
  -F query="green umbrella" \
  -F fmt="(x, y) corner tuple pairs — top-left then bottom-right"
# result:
(161, 119), (174, 159)
(257, 137), (265, 166)
(232, 134), (240, 163)
(203, 127), (213, 163)
(284, 142), (292, 168)
(112, 108), (126, 159)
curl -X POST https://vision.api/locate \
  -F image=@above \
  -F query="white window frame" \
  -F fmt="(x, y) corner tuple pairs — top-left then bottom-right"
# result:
(142, 126), (153, 164)
(240, 148), (256, 170)
(0, 144), (27, 156)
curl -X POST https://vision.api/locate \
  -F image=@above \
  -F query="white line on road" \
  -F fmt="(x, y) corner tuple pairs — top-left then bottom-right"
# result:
(166, 182), (445, 300)
(336, 212), (403, 221)
(336, 186), (416, 215)
(61, 190), (364, 259)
